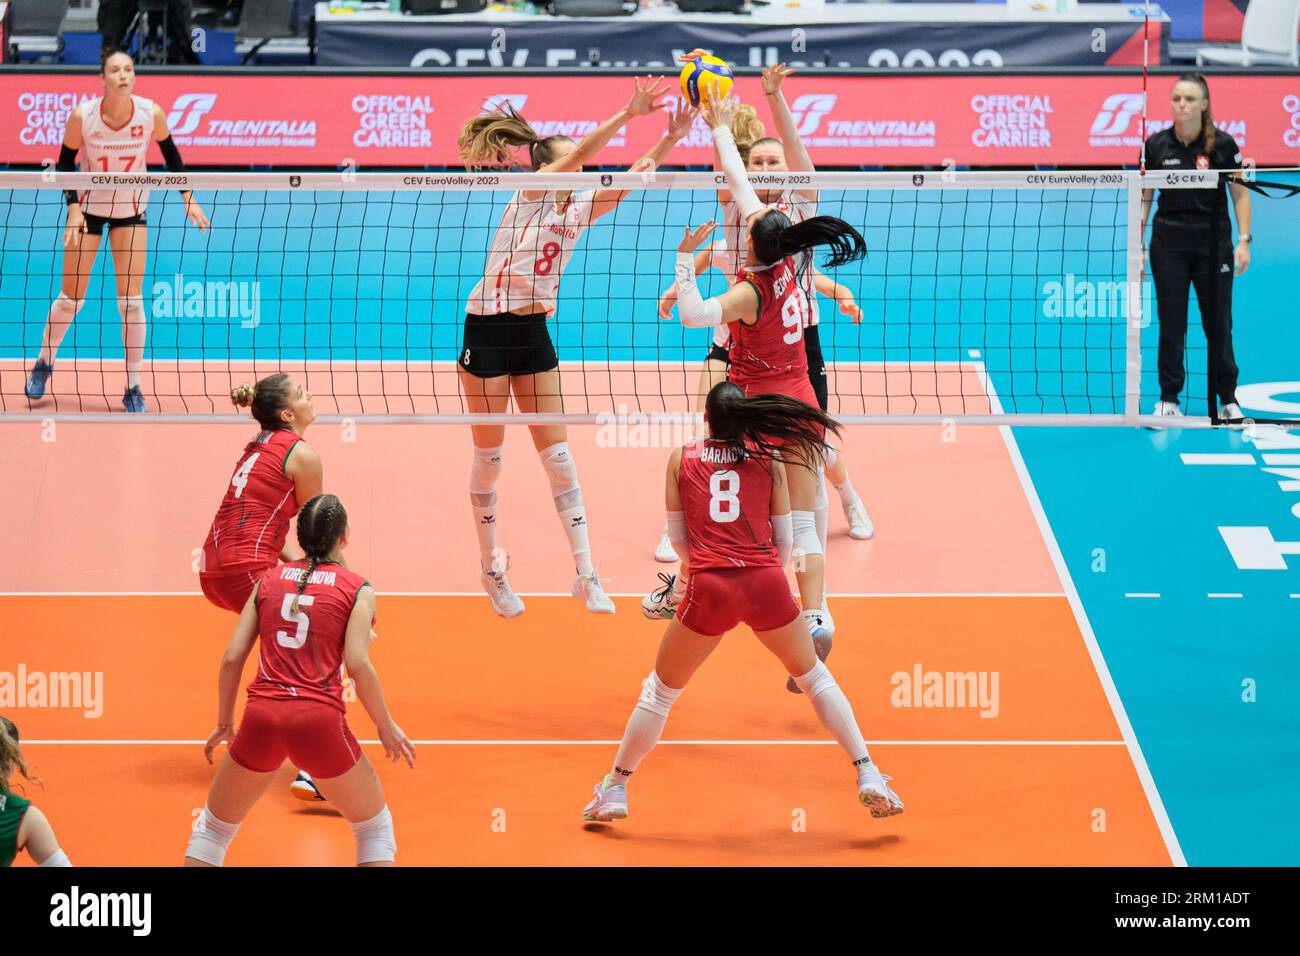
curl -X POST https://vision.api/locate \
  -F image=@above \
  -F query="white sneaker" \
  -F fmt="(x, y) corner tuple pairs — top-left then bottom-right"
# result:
(844, 497), (875, 540)
(574, 570), (616, 614)
(1219, 402), (1246, 421)
(653, 530), (679, 563)
(480, 567), (525, 618)
(857, 762), (904, 818)
(641, 572), (681, 621)
(290, 770), (325, 803)
(582, 774), (628, 822)
(1146, 400), (1183, 430)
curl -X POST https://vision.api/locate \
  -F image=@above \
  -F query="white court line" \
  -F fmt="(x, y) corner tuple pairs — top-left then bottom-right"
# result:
(1179, 453), (1256, 466)
(1125, 593), (1162, 599)
(1207, 593), (1244, 599)
(23, 739), (1127, 747)
(977, 366), (1187, 867)
(0, 591), (1068, 598)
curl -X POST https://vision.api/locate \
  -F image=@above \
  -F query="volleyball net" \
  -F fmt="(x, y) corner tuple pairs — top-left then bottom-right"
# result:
(0, 168), (1287, 426)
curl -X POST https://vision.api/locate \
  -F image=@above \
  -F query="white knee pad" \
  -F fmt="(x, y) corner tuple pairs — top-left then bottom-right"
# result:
(185, 806), (240, 866)
(540, 441), (582, 510)
(791, 510), (822, 559)
(117, 294), (146, 323)
(792, 660), (837, 699)
(636, 670), (682, 719)
(52, 292), (85, 320)
(469, 445), (503, 501)
(351, 805), (396, 865)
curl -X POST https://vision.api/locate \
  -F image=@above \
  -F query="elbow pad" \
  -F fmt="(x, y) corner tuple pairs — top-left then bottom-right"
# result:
(712, 126), (764, 220)
(771, 512), (793, 567)
(665, 511), (687, 548)
(158, 135), (186, 172)
(675, 253), (724, 328)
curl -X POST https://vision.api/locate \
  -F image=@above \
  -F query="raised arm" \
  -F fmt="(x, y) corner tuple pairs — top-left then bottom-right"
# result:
(538, 75), (671, 174)
(701, 96), (764, 222)
(761, 63), (817, 202)
(591, 104), (693, 220)
(674, 220), (759, 328)
(659, 241), (721, 319)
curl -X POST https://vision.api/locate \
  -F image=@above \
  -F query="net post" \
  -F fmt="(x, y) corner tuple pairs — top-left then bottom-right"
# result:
(1124, 172), (1145, 424)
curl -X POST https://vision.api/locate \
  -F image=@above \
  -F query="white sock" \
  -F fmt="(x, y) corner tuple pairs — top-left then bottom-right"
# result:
(38, 293), (82, 365)
(119, 294), (146, 389)
(611, 671), (683, 780)
(792, 661), (870, 766)
(540, 442), (594, 575)
(469, 445), (503, 572)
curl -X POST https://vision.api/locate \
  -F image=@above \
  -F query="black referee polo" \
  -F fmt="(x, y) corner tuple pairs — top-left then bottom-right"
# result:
(1143, 126), (1242, 241)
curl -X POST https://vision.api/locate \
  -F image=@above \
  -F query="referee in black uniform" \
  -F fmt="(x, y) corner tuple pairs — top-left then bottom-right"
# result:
(1140, 72), (1252, 422)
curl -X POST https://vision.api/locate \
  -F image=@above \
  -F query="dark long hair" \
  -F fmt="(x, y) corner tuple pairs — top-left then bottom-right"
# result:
(231, 373), (294, 431)
(291, 495), (348, 614)
(750, 211), (867, 281)
(1177, 72), (1217, 155)
(704, 381), (839, 471)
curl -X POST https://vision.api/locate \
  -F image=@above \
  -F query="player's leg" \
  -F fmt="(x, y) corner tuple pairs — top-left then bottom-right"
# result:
(824, 444), (873, 540)
(278, 703), (395, 866)
(184, 754), (277, 866)
(751, 592), (902, 817)
(26, 224), (101, 400)
(1149, 232), (1192, 418)
(584, 605), (725, 822)
(458, 362), (524, 618)
(786, 459), (827, 629)
(513, 368), (614, 614)
(108, 221), (149, 412)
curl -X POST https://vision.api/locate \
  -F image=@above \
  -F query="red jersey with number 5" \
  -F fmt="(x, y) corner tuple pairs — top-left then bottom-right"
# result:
(730, 252), (813, 390)
(247, 560), (371, 712)
(203, 429), (303, 574)
(678, 439), (780, 572)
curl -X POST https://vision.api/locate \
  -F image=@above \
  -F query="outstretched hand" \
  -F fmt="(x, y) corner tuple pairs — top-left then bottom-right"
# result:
(628, 75), (672, 116)
(678, 220), (718, 254)
(761, 63), (796, 96)
(701, 93), (740, 131)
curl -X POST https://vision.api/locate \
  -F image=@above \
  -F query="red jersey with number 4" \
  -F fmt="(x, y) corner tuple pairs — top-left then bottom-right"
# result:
(247, 561), (371, 712)
(203, 429), (303, 574)
(678, 440), (780, 572)
(731, 251), (814, 390)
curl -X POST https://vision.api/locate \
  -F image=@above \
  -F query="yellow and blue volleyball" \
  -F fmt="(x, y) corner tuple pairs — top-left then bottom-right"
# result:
(679, 54), (734, 108)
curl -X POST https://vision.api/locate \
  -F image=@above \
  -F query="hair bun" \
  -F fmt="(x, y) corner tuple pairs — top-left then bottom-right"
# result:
(230, 383), (256, 408)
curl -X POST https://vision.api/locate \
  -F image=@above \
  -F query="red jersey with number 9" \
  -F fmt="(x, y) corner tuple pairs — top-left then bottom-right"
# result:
(248, 560), (371, 712)
(731, 251), (813, 391)
(203, 429), (303, 574)
(678, 439), (780, 572)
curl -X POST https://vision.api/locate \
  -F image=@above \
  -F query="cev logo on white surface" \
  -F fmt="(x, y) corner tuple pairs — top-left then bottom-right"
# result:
(789, 94), (837, 137)
(1284, 94), (1300, 148)
(167, 93), (217, 135)
(1091, 93), (1145, 137)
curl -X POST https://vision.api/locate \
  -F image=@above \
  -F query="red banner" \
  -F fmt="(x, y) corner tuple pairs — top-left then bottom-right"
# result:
(4, 73), (1298, 168)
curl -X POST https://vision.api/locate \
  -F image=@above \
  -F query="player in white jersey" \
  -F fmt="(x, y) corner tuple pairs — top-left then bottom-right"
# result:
(24, 48), (209, 413)
(648, 70), (875, 678)
(455, 78), (691, 618)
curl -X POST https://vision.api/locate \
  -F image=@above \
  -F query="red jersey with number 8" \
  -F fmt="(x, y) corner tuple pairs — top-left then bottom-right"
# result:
(730, 252), (813, 391)
(678, 439), (780, 572)
(203, 429), (303, 574)
(248, 561), (371, 712)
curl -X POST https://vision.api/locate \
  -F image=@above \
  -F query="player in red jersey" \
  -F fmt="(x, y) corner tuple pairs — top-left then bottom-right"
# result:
(185, 495), (415, 867)
(200, 372), (325, 800)
(651, 94), (868, 673)
(23, 47), (209, 413)
(583, 383), (902, 822)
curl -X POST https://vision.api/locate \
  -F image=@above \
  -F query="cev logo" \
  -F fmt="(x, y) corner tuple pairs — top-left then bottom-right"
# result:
(1090, 93), (1145, 137)
(167, 93), (217, 135)
(789, 94), (837, 137)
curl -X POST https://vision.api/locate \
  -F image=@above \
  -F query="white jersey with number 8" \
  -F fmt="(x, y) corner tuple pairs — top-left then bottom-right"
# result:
(466, 190), (597, 317)
(78, 95), (154, 219)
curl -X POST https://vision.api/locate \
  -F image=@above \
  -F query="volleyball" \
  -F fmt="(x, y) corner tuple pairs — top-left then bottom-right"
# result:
(679, 54), (733, 108)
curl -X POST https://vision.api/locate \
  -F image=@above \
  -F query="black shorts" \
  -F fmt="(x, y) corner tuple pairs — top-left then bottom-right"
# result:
(81, 212), (146, 236)
(459, 311), (559, 378)
(705, 343), (731, 366)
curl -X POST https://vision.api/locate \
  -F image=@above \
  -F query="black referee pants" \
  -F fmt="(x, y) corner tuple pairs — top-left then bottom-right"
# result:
(1149, 231), (1239, 407)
